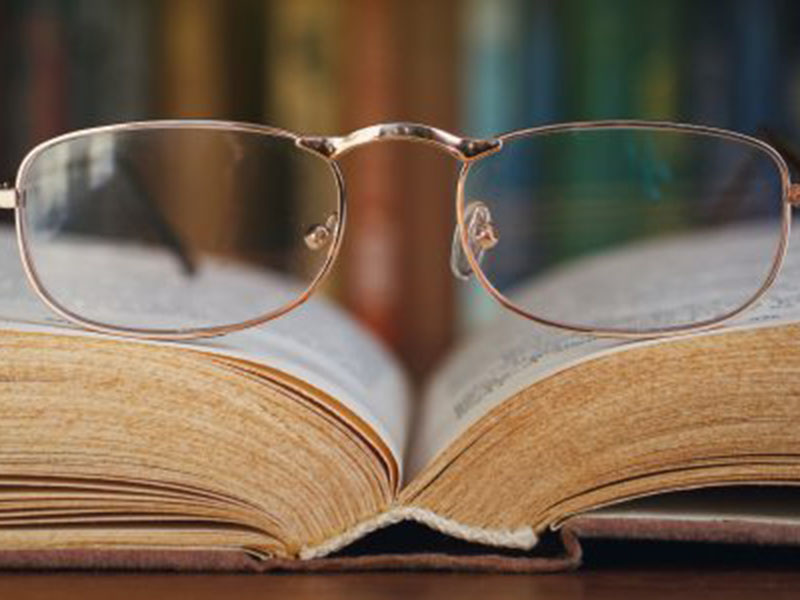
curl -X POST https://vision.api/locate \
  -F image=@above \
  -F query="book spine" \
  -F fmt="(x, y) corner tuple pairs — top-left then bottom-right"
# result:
(784, 5), (800, 140)
(631, 1), (684, 237)
(731, 0), (779, 134)
(679, 2), (735, 128)
(157, 0), (229, 118)
(524, 0), (561, 128)
(339, 0), (405, 350)
(503, 0), (561, 294)
(264, 0), (342, 295)
(155, 0), (232, 252)
(20, 1), (67, 146)
(65, 0), (153, 128)
(225, 0), (266, 124)
(553, 0), (640, 261)
(633, 1), (680, 122)
(0, 4), (6, 181)
(0, 2), (20, 179)
(265, 0), (340, 135)
(457, 0), (529, 333)
(395, 0), (459, 378)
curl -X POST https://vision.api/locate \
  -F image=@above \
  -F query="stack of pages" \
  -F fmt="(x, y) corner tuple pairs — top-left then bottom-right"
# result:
(1, 227), (800, 571)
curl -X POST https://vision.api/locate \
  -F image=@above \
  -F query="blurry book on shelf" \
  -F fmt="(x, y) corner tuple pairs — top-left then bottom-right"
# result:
(265, 0), (342, 297)
(555, 0), (640, 263)
(457, 0), (532, 333)
(681, 0), (735, 128)
(782, 6), (800, 139)
(393, 0), (459, 378)
(1, 223), (800, 570)
(631, 0), (679, 120)
(156, 0), (229, 252)
(265, 0), (340, 136)
(65, 0), (153, 127)
(335, 0), (462, 380)
(6, 0), (800, 380)
(3, 0), (68, 171)
(22, 3), (66, 146)
(157, 0), (277, 270)
(730, 0), (779, 134)
(158, 0), (229, 119)
(454, 1), (800, 335)
(337, 0), (406, 352)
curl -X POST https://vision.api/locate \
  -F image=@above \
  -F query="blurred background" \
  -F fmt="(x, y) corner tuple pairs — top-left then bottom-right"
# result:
(1, 0), (799, 381)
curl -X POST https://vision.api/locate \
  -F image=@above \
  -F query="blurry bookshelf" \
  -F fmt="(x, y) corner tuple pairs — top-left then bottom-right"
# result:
(0, 0), (799, 381)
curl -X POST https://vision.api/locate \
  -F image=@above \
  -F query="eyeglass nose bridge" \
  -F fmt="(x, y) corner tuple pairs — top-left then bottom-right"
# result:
(297, 123), (501, 161)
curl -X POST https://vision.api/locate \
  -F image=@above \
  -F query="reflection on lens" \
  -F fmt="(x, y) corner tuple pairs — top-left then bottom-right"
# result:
(18, 125), (340, 333)
(462, 126), (786, 332)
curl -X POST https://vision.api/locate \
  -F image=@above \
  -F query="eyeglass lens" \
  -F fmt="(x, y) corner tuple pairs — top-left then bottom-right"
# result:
(461, 127), (785, 332)
(16, 127), (340, 333)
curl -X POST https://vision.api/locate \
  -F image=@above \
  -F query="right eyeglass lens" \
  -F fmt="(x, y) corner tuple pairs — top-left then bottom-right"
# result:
(17, 126), (341, 334)
(461, 126), (786, 333)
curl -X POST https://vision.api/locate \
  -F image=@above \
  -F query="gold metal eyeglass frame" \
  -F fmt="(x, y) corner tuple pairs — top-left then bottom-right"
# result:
(2, 119), (798, 341)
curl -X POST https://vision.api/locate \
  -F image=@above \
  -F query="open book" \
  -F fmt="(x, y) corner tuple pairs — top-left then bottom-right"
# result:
(2, 222), (800, 572)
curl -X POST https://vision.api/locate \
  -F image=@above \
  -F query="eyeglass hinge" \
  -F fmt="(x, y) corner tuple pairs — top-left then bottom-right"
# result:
(297, 137), (337, 159)
(789, 184), (800, 207)
(0, 185), (16, 209)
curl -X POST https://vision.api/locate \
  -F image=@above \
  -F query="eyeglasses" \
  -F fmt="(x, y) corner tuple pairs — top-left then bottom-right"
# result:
(2, 120), (798, 340)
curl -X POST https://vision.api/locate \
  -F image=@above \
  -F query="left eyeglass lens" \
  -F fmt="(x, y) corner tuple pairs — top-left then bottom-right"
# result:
(17, 126), (340, 333)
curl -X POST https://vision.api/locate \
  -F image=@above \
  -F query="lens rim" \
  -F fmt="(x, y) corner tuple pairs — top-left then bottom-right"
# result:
(457, 120), (793, 338)
(14, 120), (346, 340)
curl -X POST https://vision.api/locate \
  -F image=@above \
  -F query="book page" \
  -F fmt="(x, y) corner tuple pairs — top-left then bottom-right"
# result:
(587, 486), (800, 525)
(0, 226), (411, 472)
(409, 220), (800, 480)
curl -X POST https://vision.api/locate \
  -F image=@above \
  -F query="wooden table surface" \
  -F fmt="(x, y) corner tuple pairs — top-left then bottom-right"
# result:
(1, 540), (799, 599)
(2, 569), (800, 600)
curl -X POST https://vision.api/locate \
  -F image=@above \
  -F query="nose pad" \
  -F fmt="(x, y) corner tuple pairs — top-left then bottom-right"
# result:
(304, 212), (339, 251)
(450, 201), (499, 280)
